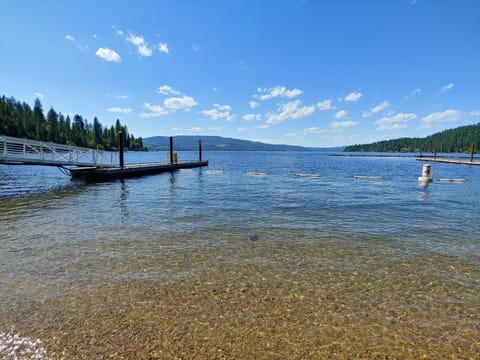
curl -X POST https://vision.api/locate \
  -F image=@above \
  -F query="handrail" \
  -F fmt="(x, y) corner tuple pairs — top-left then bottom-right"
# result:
(0, 135), (119, 167)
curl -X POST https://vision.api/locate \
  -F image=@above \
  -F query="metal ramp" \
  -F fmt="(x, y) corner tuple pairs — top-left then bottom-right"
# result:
(0, 135), (119, 168)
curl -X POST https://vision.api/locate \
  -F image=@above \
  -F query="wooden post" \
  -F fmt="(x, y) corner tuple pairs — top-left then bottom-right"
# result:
(169, 136), (174, 164)
(119, 131), (124, 168)
(470, 144), (475, 162)
(433, 145), (437, 159)
(198, 140), (202, 162)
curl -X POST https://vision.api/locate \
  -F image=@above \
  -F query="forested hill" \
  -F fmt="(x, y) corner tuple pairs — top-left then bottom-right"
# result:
(0, 95), (144, 151)
(344, 123), (480, 153)
(143, 136), (309, 151)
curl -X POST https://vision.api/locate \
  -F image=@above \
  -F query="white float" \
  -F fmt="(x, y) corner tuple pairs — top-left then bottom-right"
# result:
(418, 164), (433, 187)
(353, 175), (382, 180)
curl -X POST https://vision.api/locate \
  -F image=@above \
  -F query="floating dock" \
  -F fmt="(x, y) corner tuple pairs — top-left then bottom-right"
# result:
(416, 157), (480, 166)
(70, 160), (208, 180)
(71, 135), (208, 179)
(1, 134), (209, 180)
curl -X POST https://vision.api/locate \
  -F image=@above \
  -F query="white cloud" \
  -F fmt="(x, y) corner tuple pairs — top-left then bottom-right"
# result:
(164, 95), (198, 110)
(213, 104), (231, 111)
(422, 109), (462, 124)
(192, 44), (202, 52)
(285, 132), (299, 137)
(440, 83), (455, 94)
(112, 25), (124, 36)
(238, 127), (248, 131)
(243, 114), (262, 121)
(138, 45), (153, 57)
(470, 110), (480, 116)
(249, 101), (259, 109)
(157, 85), (181, 95)
(140, 103), (168, 118)
(255, 86), (302, 100)
(172, 127), (203, 132)
(108, 107), (132, 114)
(330, 121), (358, 129)
(158, 42), (169, 54)
(126, 34), (144, 46)
(126, 33), (153, 57)
(286, 127), (327, 137)
(266, 100), (315, 124)
(317, 99), (335, 110)
(335, 110), (347, 119)
(202, 104), (234, 122)
(363, 101), (390, 118)
(209, 126), (222, 131)
(34, 92), (45, 99)
(303, 127), (322, 134)
(344, 91), (362, 102)
(65, 34), (89, 51)
(114, 94), (129, 99)
(255, 124), (269, 129)
(404, 88), (422, 100)
(96, 48), (121, 62)
(375, 112), (417, 130)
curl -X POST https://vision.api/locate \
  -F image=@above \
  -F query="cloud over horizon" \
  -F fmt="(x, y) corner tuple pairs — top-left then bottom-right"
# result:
(375, 112), (416, 131)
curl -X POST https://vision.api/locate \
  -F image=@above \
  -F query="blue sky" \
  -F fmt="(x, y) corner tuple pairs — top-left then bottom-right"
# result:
(1, 0), (479, 147)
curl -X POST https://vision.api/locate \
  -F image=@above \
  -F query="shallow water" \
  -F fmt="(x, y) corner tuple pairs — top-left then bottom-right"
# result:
(1, 151), (479, 358)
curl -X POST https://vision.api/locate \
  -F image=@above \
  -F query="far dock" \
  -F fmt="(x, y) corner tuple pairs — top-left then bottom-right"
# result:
(416, 157), (480, 166)
(416, 144), (479, 166)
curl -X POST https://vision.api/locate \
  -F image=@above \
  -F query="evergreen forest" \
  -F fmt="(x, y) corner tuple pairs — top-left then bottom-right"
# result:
(0, 95), (145, 151)
(344, 123), (480, 153)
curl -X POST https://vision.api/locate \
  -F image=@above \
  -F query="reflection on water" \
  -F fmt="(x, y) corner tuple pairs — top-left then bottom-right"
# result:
(418, 187), (429, 201)
(1, 152), (479, 358)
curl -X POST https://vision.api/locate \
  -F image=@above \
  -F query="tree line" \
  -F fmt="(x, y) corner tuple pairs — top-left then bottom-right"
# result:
(0, 95), (145, 151)
(344, 123), (480, 153)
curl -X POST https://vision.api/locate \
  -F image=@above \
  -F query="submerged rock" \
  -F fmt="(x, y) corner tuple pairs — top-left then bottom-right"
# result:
(249, 234), (260, 241)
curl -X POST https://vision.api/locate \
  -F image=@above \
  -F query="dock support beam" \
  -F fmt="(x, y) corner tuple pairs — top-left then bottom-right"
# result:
(433, 145), (437, 159)
(119, 131), (124, 168)
(169, 136), (174, 164)
(470, 144), (475, 162)
(198, 140), (202, 162)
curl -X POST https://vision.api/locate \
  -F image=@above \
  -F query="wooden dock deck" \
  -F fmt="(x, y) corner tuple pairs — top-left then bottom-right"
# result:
(69, 160), (209, 180)
(416, 157), (480, 166)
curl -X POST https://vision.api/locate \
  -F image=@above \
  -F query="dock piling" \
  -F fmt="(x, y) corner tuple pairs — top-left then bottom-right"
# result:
(119, 131), (124, 168)
(198, 140), (202, 162)
(470, 144), (475, 162)
(169, 136), (174, 164)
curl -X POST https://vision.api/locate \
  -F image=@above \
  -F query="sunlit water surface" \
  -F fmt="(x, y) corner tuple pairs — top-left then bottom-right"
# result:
(1, 151), (479, 358)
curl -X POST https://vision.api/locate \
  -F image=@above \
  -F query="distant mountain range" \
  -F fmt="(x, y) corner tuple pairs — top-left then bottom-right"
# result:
(143, 135), (344, 152)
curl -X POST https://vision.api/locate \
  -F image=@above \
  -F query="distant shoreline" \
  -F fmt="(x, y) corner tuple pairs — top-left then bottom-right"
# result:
(330, 153), (474, 159)
(329, 153), (420, 158)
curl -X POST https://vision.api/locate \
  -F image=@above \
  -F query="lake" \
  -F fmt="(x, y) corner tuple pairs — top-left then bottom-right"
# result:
(1, 151), (479, 359)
